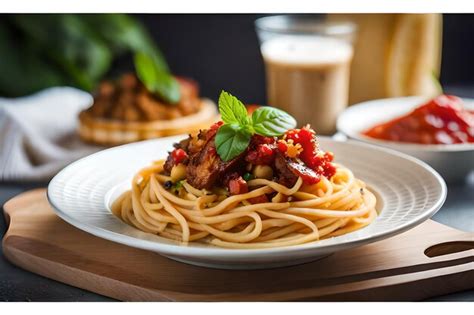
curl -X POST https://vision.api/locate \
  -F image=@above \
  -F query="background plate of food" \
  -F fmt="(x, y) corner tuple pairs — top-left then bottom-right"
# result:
(337, 95), (474, 182)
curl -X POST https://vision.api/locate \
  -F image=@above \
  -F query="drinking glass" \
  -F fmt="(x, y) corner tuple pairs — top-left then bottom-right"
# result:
(255, 15), (356, 134)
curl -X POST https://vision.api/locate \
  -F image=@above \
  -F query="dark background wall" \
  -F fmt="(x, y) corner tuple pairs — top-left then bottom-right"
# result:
(135, 14), (474, 103)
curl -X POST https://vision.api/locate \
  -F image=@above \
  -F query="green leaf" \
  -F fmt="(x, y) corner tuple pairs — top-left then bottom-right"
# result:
(10, 15), (112, 91)
(218, 91), (250, 126)
(81, 14), (170, 72)
(251, 107), (297, 136)
(0, 14), (173, 96)
(215, 124), (252, 161)
(134, 51), (181, 104)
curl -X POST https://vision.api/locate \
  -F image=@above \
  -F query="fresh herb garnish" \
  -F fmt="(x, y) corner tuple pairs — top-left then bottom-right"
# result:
(218, 90), (251, 126)
(175, 180), (184, 190)
(243, 172), (254, 181)
(252, 106), (298, 137)
(215, 91), (297, 161)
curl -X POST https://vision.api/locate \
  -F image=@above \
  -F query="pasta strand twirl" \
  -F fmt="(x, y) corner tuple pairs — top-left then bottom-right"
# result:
(111, 160), (377, 249)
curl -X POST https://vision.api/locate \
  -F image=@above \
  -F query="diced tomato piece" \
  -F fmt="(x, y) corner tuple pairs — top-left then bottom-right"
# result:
(246, 104), (261, 114)
(285, 129), (300, 143)
(248, 194), (269, 204)
(171, 148), (188, 164)
(324, 151), (334, 162)
(210, 120), (224, 131)
(246, 151), (258, 162)
(259, 144), (273, 157)
(245, 143), (275, 165)
(277, 140), (288, 153)
(298, 125), (315, 142)
(252, 134), (275, 145)
(208, 145), (216, 155)
(288, 161), (321, 184)
(228, 177), (248, 195)
(283, 126), (336, 181)
(323, 163), (336, 178)
(207, 121), (224, 138)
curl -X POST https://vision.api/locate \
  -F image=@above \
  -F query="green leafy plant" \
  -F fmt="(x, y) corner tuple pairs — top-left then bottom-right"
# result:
(0, 14), (180, 103)
(215, 91), (297, 161)
(134, 52), (181, 104)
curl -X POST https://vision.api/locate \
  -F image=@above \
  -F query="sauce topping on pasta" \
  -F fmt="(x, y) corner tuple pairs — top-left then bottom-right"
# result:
(163, 124), (336, 195)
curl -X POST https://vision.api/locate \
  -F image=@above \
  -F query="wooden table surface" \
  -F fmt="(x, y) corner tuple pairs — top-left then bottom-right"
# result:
(0, 175), (472, 301)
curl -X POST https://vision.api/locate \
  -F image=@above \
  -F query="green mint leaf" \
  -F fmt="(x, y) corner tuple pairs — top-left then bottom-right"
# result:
(215, 124), (252, 161)
(251, 107), (297, 136)
(218, 91), (250, 126)
(134, 51), (181, 104)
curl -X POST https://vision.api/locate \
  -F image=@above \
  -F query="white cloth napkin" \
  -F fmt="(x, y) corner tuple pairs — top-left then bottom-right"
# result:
(0, 87), (103, 181)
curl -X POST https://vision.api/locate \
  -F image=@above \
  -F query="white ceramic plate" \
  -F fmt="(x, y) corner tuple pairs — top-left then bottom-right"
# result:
(337, 96), (474, 182)
(48, 136), (447, 269)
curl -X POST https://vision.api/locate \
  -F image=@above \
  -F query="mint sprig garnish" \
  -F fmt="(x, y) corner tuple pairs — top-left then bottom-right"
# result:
(215, 91), (297, 161)
(251, 106), (297, 137)
(215, 124), (252, 161)
(219, 91), (251, 126)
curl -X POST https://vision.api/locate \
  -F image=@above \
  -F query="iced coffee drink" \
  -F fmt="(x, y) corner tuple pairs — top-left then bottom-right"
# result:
(256, 17), (355, 134)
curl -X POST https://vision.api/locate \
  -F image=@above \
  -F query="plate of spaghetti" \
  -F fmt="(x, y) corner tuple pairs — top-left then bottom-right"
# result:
(48, 91), (447, 269)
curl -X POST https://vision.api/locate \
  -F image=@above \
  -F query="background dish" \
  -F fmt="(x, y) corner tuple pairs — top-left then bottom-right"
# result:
(337, 96), (474, 182)
(47, 136), (446, 269)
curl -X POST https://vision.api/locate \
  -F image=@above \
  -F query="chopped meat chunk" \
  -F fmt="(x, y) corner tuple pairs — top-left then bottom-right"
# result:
(228, 176), (248, 195)
(186, 138), (222, 189)
(186, 136), (245, 190)
(286, 159), (320, 185)
(174, 137), (191, 151)
(248, 194), (269, 204)
(274, 151), (320, 187)
(163, 154), (175, 175)
(164, 136), (194, 174)
(274, 151), (299, 187)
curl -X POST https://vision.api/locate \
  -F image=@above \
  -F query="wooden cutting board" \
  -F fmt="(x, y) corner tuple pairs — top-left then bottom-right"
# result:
(2, 189), (473, 301)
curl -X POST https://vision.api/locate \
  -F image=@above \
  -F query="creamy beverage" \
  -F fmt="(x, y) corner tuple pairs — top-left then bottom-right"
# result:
(261, 36), (353, 134)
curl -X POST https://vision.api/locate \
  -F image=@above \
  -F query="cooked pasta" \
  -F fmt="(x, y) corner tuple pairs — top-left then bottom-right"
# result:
(111, 160), (377, 249)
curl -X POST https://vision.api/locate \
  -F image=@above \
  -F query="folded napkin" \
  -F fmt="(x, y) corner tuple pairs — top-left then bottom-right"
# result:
(0, 87), (103, 182)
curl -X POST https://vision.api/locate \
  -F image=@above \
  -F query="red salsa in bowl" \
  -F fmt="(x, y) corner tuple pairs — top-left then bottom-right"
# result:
(362, 95), (474, 145)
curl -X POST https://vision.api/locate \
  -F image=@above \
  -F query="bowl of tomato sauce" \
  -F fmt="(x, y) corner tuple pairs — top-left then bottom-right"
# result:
(337, 95), (474, 183)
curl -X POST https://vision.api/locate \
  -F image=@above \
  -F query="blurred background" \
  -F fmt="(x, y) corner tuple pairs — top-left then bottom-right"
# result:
(0, 14), (473, 102)
(139, 14), (474, 103)
(0, 14), (473, 302)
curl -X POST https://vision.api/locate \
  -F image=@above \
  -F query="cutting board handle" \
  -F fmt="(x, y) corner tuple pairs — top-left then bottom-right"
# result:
(425, 241), (474, 258)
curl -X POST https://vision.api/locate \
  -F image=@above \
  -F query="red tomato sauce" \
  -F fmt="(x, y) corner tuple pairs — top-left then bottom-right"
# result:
(362, 95), (474, 144)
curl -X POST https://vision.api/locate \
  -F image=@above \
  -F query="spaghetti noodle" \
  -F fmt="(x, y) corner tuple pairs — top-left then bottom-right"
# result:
(111, 160), (377, 249)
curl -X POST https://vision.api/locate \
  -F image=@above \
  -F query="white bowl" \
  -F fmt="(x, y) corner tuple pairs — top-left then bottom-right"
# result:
(337, 96), (474, 183)
(47, 136), (446, 269)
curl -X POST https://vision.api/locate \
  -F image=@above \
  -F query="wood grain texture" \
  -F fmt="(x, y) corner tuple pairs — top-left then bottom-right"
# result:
(2, 189), (473, 301)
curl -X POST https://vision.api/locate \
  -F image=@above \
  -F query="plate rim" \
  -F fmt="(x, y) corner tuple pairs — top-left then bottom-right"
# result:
(47, 135), (447, 258)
